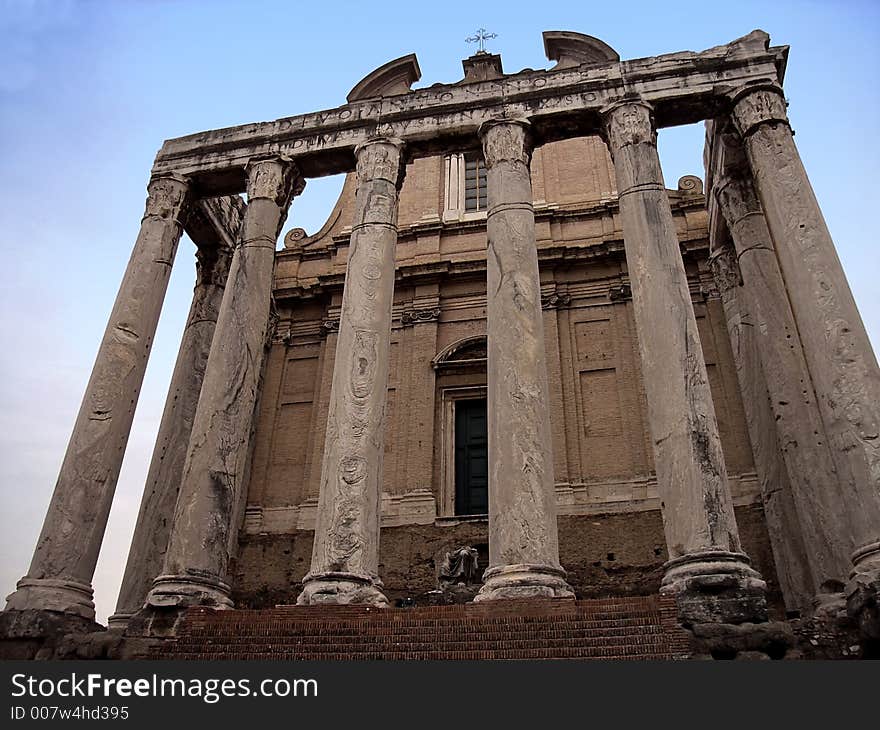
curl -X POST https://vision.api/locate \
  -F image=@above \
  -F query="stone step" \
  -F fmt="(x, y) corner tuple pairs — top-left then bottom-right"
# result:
(168, 647), (677, 660)
(180, 618), (666, 637)
(155, 595), (690, 661)
(177, 630), (666, 648)
(177, 624), (667, 640)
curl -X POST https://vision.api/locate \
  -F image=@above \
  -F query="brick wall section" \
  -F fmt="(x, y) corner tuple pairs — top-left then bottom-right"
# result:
(231, 505), (784, 615)
(153, 595), (692, 660)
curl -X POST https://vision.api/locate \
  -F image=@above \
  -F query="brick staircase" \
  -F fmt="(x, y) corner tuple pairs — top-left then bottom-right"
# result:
(156, 595), (691, 660)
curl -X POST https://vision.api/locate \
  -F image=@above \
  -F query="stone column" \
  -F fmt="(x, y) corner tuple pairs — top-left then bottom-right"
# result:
(712, 130), (854, 603)
(146, 157), (301, 610)
(5, 174), (190, 621)
(601, 100), (766, 624)
(474, 118), (573, 601)
(109, 236), (233, 627)
(731, 84), (880, 626)
(298, 138), (405, 607)
(708, 238), (815, 613)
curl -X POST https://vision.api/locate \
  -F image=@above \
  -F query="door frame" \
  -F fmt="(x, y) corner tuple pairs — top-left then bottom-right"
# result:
(439, 385), (488, 517)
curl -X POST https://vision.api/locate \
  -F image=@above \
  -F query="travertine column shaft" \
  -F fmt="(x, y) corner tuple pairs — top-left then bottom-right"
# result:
(146, 157), (301, 610)
(713, 134), (854, 601)
(110, 237), (232, 626)
(298, 138), (405, 606)
(731, 84), (880, 619)
(601, 100), (766, 623)
(5, 174), (190, 620)
(708, 239), (815, 613)
(475, 118), (573, 601)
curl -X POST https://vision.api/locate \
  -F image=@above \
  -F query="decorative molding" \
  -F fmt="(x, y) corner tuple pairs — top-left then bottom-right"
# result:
(241, 474), (762, 534)
(400, 307), (441, 326)
(541, 292), (572, 310)
(242, 489), (437, 534)
(319, 318), (340, 337)
(432, 335), (487, 372)
(608, 283), (632, 302)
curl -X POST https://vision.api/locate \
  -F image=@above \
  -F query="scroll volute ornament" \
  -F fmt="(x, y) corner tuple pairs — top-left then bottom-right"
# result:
(602, 100), (656, 152)
(730, 84), (789, 137)
(144, 174), (190, 221)
(479, 119), (533, 168)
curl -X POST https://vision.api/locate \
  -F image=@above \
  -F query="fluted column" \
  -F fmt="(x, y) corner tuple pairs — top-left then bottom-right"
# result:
(730, 84), (880, 626)
(146, 156), (302, 610)
(298, 138), (405, 606)
(109, 236), (233, 627)
(5, 174), (190, 620)
(601, 100), (766, 624)
(474, 118), (573, 602)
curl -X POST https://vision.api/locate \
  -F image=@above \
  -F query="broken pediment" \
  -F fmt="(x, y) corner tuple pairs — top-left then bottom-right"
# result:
(347, 53), (422, 102)
(543, 31), (619, 70)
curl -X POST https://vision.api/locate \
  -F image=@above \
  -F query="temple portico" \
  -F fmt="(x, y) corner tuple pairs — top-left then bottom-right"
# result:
(4, 29), (878, 658)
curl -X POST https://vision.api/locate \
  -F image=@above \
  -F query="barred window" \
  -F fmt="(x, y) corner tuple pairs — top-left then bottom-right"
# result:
(464, 153), (487, 211)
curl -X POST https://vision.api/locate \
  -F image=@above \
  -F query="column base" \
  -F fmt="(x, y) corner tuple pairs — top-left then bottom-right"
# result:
(5, 577), (96, 621)
(297, 572), (389, 607)
(145, 574), (233, 611)
(660, 550), (768, 625)
(106, 612), (133, 630)
(474, 563), (575, 602)
(845, 541), (880, 642)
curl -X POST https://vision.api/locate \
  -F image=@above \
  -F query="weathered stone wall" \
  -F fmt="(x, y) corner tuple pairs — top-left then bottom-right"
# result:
(231, 505), (783, 615)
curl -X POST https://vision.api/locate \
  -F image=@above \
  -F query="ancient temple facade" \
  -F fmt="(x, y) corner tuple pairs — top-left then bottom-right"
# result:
(3, 30), (879, 659)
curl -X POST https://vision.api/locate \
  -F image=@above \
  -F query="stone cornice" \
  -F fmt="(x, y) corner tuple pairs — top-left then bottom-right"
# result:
(152, 31), (786, 194)
(272, 236), (711, 302)
(275, 189), (704, 265)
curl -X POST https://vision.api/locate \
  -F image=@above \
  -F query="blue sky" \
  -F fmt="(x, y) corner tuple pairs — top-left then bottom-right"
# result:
(1, 0), (877, 623)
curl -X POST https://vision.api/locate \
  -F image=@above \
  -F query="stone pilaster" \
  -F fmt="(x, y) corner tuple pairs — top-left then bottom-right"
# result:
(713, 130), (854, 607)
(474, 118), (573, 601)
(298, 138), (406, 606)
(601, 100), (766, 624)
(109, 235), (233, 627)
(5, 174), (190, 621)
(145, 156), (302, 611)
(731, 85), (880, 632)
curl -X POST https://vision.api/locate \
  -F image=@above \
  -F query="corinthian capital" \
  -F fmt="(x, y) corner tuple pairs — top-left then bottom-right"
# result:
(601, 99), (656, 152)
(730, 84), (789, 137)
(354, 137), (406, 189)
(144, 173), (190, 223)
(245, 156), (305, 207)
(708, 241), (742, 294)
(715, 170), (762, 228)
(478, 118), (533, 168)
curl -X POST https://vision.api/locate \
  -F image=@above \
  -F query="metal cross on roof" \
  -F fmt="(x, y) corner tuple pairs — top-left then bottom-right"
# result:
(466, 28), (497, 53)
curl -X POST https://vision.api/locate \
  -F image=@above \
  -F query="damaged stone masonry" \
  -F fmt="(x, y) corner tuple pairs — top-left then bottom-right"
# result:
(3, 29), (879, 660)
